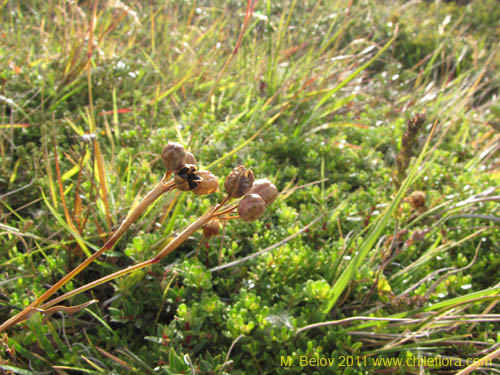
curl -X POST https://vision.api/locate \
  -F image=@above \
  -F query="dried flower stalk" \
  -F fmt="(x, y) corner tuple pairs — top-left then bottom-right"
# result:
(0, 144), (279, 332)
(394, 113), (426, 189)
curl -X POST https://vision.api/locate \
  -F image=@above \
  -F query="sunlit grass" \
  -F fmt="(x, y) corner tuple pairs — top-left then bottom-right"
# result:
(1, 0), (499, 373)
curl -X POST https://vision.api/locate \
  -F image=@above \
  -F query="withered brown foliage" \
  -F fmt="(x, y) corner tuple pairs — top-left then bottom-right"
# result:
(394, 113), (426, 189)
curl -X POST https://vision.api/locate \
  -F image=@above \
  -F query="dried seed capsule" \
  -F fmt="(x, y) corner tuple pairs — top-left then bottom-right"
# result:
(238, 193), (266, 222)
(406, 191), (426, 209)
(162, 142), (186, 172)
(248, 178), (278, 206)
(192, 171), (219, 195)
(202, 218), (220, 239)
(174, 173), (191, 191)
(177, 164), (197, 179)
(186, 172), (201, 190)
(174, 164), (202, 191)
(185, 152), (197, 165)
(224, 165), (254, 198)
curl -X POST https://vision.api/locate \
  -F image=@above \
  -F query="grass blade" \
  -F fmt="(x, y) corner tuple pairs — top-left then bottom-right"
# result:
(296, 30), (397, 135)
(321, 120), (437, 317)
(41, 190), (96, 256)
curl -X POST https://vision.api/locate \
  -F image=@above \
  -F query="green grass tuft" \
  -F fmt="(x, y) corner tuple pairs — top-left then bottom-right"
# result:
(1, 0), (499, 374)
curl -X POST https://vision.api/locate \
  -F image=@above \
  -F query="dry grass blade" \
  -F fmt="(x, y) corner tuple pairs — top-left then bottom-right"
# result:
(390, 229), (486, 280)
(221, 334), (244, 370)
(0, 300), (98, 327)
(0, 173), (174, 332)
(53, 138), (92, 257)
(38, 196), (228, 309)
(0, 124), (30, 128)
(95, 347), (133, 371)
(189, 0), (258, 145)
(468, 298), (500, 334)
(424, 242), (481, 299)
(455, 345), (500, 375)
(86, 0), (98, 120)
(93, 139), (113, 229)
(295, 317), (419, 336)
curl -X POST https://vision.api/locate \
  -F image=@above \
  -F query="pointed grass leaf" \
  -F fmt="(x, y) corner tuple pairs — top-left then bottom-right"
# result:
(320, 121), (437, 317)
(41, 190), (97, 256)
(296, 31), (397, 135)
(0, 365), (34, 375)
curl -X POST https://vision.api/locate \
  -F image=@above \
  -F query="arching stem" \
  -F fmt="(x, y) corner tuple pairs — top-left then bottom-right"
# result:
(0, 172), (174, 332)
(40, 195), (231, 309)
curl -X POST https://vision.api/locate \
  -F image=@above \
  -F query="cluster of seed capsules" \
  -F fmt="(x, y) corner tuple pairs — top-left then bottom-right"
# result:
(162, 142), (219, 195)
(161, 142), (278, 234)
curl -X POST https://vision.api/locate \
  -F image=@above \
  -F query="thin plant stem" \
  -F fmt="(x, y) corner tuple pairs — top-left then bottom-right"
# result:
(189, 0), (258, 146)
(210, 214), (324, 273)
(0, 172), (174, 332)
(454, 344), (500, 375)
(41, 258), (155, 309)
(40, 195), (231, 309)
(213, 204), (238, 216)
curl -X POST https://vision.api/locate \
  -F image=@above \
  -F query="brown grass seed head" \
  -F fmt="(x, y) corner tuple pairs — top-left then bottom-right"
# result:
(224, 165), (255, 198)
(238, 193), (266, 222)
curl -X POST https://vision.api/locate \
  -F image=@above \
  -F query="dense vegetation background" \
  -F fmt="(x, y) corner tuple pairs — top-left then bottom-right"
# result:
(1, 0), (499, 374)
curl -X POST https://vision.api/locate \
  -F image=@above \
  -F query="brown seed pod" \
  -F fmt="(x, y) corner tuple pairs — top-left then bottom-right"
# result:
(248, 178), (278, 206)
(192, 171), (219, 195)
(238, 193), (266, 222)
(162, 142), (186, 172)
(405, 191), (426, 209)
(177, 164), (197, 178)
(174, 164), (200, 191)
(202, 218), (220, 239)
(185, 152), (197, 165)
(224, 165), (254, 198)
(174, 174), (191, 191)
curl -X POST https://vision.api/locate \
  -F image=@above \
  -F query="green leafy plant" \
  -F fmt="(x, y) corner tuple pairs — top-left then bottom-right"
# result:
(1, 0), (500, 374)
(0, 143), (278, 333)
